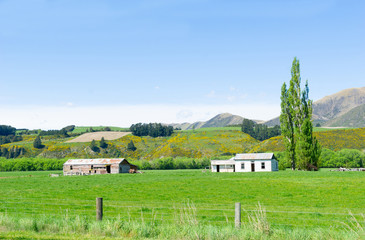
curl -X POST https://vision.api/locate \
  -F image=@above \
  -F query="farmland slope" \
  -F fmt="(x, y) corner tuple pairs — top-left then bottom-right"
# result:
(2, 127), (365, 160)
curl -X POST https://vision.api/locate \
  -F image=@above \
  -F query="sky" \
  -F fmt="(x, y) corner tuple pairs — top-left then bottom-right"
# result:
(1, 0), (364, 129)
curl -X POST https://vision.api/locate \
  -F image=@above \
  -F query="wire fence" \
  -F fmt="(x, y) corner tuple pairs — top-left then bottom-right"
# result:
(0, 197), (364, 229)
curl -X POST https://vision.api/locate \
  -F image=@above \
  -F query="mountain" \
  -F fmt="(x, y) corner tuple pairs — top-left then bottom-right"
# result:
(199, 113), (244, 128)
(265, 87), (365, 128)
(323, 103), (365, 127)
(312, 87), (365, 122)
(169, 113), (258, 130)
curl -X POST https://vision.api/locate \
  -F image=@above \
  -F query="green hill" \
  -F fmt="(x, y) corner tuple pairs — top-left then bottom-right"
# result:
(1, 126), (365, 161)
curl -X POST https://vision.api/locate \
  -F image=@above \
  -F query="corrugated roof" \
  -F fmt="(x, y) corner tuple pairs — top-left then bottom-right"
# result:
(64, 158), (126, 165)
(234, 153), (274, 160)
(211, 159), (236, 165)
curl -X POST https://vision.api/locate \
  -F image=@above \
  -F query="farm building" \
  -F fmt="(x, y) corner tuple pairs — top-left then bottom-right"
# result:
(63, 158), (137, 176)
(211, 153), (278, 172)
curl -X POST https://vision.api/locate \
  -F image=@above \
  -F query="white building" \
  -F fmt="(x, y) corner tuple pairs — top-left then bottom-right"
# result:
(211, 153), (278, 172)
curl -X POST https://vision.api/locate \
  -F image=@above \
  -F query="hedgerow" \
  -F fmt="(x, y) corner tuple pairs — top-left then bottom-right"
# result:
(0, 157), (66, 171)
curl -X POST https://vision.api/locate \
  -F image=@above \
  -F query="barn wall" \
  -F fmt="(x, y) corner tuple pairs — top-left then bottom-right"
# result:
(111, 165), (119, 174)
(271, 160), (279, 171)
(120, 163), (130, 173)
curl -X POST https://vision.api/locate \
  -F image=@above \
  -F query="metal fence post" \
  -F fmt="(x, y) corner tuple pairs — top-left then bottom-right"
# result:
(235, 202), (241, 228)
(96, 197), (103, 221)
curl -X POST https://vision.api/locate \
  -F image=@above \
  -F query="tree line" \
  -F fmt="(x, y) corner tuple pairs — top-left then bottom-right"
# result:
(0, 125), (23, 145)
(130, 123), (174, 137)
(276, 148), (365, 169)
(38, 125), (75, 137)
(241, 119), (281, 141)
(0, 158), (65, 171)
(0, 125), (16, 136)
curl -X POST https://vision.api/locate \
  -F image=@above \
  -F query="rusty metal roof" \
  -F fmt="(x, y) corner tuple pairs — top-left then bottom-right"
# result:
(64, 158), (126, 165)
(234, 153), (274, 160)
(211, 159), (236, 165)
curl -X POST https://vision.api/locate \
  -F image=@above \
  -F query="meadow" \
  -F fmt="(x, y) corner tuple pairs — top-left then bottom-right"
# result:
(72, 126), (130, 134)
(0, 169), (364, 239)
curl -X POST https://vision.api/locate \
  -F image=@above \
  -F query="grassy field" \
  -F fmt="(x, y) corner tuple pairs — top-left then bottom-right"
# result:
(181, 126), (242, 132)
(72, 126), (130, 134)
(0, 169), (364, 239)
(313, 127), (355, 132)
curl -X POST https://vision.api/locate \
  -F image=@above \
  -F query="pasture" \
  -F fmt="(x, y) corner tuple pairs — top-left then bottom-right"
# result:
(71, 126), (129, 134)
(0, 169), (364, 239)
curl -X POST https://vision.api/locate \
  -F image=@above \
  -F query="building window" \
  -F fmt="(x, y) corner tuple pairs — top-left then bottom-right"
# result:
(91, 165), (93, 169)
(261, 162), (265, 169)
(241, 163), (245, 169)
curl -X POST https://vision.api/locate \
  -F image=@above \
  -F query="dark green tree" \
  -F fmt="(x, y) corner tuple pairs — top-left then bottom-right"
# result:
(90, 139), (99, 152)
(0, 125), (16, 136)
(33, 136), (43, 149)
(241, 119), (255, 137)
(99, 137), (108, 149)
(127, 140), (137, 151)
(296, 119), (321, 170)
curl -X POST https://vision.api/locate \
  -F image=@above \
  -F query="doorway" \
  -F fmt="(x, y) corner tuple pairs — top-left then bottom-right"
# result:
(217, 165), (220, 172)
(251, 162), (255, 172)
(106, 165), (111, 173)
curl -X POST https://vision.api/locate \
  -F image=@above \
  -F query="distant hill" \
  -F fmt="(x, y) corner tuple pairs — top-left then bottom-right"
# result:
(169, 113), (259, 130)
(323, 104), (365, 128)
(265, 87), (365, 127)
(263, 117), (280, 127)
(313, 87), (365, 122)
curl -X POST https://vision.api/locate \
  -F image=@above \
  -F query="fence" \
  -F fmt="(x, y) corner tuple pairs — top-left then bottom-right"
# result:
(0, 197), (364, 229)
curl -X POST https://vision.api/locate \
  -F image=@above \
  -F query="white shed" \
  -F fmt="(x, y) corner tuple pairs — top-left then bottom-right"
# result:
(211, 153), (278, 172)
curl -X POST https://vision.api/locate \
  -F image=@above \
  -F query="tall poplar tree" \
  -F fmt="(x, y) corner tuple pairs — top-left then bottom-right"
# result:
(280, 82), (296, 170)
(280, 58), (321, 170)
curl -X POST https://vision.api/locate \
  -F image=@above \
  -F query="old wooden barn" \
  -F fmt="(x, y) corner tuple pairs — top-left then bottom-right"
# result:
(63, 158), (137, 176)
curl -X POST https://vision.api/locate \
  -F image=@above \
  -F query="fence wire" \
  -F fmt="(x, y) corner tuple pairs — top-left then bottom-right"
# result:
(1, 197), (364, 229)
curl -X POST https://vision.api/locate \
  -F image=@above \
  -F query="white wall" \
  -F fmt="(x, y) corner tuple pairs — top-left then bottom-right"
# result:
(235, 160), (274, 172)
(212, 159), (279, 172)
(211, 164), (234, 172)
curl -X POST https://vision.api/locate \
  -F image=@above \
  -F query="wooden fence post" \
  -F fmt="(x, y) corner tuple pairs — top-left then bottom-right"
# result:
(235, 202), (241, 228)
(96, 197), (103, 221)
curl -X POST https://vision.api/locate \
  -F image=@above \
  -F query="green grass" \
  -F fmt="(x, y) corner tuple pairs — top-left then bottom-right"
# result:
(313, 127), (355, 132)
(0, 170), (364, 231)
(181, 126), (242, 132)
(72, 126), (129, 134)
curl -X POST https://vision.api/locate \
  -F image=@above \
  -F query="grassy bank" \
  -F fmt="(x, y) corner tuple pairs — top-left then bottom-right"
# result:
(0, 212), (363, 239)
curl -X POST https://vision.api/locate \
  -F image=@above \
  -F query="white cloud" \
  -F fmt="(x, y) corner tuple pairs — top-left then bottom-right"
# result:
(206, 90), (216, 98)
(176, 109), (193, 120)
(0, 103), (280, 130)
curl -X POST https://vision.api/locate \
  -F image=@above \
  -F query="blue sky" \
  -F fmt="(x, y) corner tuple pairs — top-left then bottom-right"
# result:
(1, 0), (364, 129)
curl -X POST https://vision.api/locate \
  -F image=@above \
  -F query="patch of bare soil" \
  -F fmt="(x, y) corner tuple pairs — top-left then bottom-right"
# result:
(66, 131), (131, 143)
